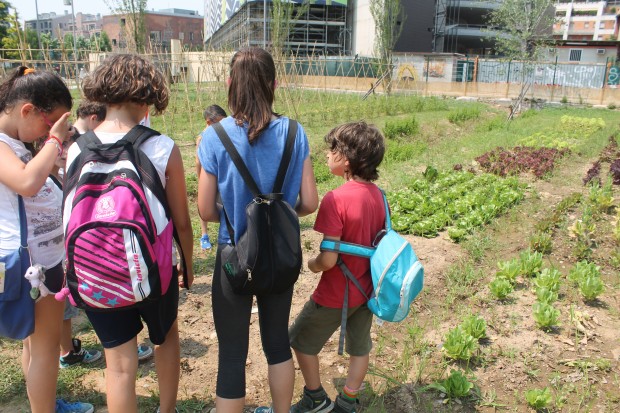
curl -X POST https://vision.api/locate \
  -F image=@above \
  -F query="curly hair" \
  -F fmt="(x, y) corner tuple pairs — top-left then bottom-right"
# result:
(82, 54), (169, 114)
(0, 66), (72, 113)
(324, 121), (385, 182)
(76, 100), (107, 121)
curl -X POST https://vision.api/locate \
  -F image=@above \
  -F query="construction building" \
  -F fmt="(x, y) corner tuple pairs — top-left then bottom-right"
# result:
(203, 0), (350, 55)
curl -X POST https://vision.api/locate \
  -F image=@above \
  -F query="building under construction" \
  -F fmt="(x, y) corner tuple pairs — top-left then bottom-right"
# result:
(204, 0), (349, 55)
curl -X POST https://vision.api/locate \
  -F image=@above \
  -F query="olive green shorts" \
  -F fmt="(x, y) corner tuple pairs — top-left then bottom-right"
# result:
(289, 298), (372, 356)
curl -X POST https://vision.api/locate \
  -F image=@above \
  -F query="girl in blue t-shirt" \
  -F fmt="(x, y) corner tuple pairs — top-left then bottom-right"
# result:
(197, 47), (318, 413)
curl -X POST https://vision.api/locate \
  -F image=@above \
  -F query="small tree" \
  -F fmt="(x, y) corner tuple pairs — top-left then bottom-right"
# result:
(105, 0), (147, 52)
(370, 0), (404, 94)
(270, 0), (310, 59)
(487, 0), (556, 115)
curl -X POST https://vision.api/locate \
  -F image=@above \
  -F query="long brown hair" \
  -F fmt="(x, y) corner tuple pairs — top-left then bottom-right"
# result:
(228, 47), (277, 143)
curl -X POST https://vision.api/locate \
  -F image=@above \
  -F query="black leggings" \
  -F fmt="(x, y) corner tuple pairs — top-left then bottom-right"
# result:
(212, 245), (294, 399)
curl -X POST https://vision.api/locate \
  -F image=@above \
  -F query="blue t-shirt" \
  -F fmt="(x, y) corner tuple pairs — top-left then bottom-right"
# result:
(198, 116), (310, 244)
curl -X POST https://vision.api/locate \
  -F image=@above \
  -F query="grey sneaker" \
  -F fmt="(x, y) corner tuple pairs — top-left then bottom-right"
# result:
(290, 387), (333, 413)
(332, 395), (356, 413)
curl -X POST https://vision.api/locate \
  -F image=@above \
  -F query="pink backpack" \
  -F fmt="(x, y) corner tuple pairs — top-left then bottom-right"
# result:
(59, 126), (188, 311)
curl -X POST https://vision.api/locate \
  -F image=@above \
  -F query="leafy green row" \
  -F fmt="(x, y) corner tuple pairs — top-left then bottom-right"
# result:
(389, 171), (525, 239)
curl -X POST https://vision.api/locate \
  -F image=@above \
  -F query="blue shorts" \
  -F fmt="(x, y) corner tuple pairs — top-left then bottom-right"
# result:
(85, 274), (179, 349)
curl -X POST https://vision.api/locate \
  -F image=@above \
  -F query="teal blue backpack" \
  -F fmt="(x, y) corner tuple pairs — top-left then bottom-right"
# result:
(320, 191), (424, 354)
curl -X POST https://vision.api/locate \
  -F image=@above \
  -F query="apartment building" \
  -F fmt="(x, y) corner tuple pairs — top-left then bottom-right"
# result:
(102, 8), (204, 52)
(554, 1), (619, 41)
(25, 12), (103, 40)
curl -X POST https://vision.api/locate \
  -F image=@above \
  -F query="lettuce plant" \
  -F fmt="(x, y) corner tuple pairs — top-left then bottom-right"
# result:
(427, 369), (474, 400)
(442, 327), (478, 361)
(579, 275), (604, 301)
(489, 277), (513, 300)
(533, 302), (560, 330)
(533, 268), (561, 293)
(496, 258), (520, 284)
(461, 314), (487, 340)
(525, 387), (552, 410)
(519, 249), (543, 277)
(568, 261), (600, 285)
(535, 286), (558, 304)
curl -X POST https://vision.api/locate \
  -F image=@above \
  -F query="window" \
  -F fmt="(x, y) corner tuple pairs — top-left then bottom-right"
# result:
(179, 32), (184, 40)
(584, 22), (589, 28)
(569, 49), (582, 61)
(189, 32), (194, 41)
(599, 22), (605, 29)
(150, 31), (161, 42)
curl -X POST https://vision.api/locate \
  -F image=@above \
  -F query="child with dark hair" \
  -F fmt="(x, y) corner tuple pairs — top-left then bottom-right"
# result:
(197, 47), (318, 413)
(196, 104), (227, 250)
(289, 121), (386, 413)
(0, 66), (94, 413)
(67, 54), (194, 413)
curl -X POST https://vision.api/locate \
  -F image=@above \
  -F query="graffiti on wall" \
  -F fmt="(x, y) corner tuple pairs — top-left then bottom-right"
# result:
(424, 62), (446, 78)
(609, 66), (619, 86)
(396, 63), (418, 81)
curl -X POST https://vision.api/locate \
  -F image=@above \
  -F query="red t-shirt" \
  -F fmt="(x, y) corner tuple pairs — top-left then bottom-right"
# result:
(312, 181), (386, 308)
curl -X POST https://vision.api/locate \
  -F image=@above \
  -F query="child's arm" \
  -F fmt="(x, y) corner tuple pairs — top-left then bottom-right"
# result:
(295, 157), (319, 217)
(0, 112), (72, 197)
(165, 145), (194, 288)
(197, 169), (220, 222)
(308, 235), (340, 273)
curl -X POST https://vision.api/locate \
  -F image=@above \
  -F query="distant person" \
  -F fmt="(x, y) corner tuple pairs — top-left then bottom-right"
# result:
(196, 104), (227, 250)
(288, 121), (386, 413)
(197, 47), (318, 413)
(67, 54), (194, 413)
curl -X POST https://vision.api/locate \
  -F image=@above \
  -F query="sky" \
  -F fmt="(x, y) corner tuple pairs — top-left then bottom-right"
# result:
(13, 0), (205, 22)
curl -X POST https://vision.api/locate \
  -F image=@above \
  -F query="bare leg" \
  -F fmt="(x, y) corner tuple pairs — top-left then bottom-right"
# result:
(103, 337), (139, 413)
(60, 318), (74, 355)
(155, 319), (180, 413)
(293, 349), (322, 390)
(215, 396), (245, 413)
(345, 355), (369, 390)
(268, 358), (295, 413)
(25, 295), (63, 413)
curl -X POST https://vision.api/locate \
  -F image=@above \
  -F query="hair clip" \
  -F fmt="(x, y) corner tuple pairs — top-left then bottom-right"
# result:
(24, 68), (36, 75)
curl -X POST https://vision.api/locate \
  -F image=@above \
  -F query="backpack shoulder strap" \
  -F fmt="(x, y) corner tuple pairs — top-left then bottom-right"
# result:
(212, 122), (261, 197)
(380, 189), (392, 231)
(337, 257), (370, 356)
(272, 119), (298, 193)
(320, 239), (375, 258)
(122, 125), (161, 147)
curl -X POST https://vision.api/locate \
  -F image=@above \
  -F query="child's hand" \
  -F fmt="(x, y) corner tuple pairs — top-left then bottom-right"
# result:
(177, 262), (194, 289)
(49, 112), (73, 142)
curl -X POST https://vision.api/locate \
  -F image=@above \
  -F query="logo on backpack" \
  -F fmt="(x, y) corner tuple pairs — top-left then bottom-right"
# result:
(59, 126), (182, 311)
(95, 196), (116, 219)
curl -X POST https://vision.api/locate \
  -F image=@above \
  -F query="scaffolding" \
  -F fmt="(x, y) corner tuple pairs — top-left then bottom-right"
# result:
(206, 2), (348, 56)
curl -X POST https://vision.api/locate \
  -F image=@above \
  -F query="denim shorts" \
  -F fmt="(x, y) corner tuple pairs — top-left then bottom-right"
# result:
(289, 298), (372, 356)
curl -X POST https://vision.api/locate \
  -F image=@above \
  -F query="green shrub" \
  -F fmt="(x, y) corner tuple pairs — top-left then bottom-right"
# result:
(519, 249), (543, 277)
(447, 107), (481, 124)
(533, 268), (561, 293)
(383, 116), (419, 140)
(384, 139), (427, 163)
(579, 275), (604, 301)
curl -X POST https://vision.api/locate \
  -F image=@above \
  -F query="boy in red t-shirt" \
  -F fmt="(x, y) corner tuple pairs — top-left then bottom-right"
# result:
(289, 121), (386, 413)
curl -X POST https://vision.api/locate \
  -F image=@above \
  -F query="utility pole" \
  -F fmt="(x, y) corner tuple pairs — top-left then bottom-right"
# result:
(34, 0), (41, 49)
(63, 0), (79, 81)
